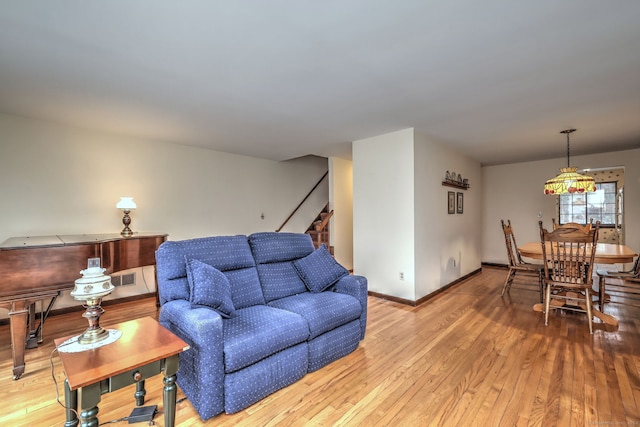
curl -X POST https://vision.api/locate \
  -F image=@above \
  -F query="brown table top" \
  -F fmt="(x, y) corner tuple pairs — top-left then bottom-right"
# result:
(1, 232), (168, 249)
(55, 316), (189, 390)
(519, 242), (637, 264)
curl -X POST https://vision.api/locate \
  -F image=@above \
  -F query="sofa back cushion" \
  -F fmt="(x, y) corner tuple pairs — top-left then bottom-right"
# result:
(156, 235), (265, 309)
(248, 232), (315, 302)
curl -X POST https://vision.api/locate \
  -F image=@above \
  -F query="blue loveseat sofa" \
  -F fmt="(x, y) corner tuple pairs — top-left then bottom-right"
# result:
(155, 232), (368, 420)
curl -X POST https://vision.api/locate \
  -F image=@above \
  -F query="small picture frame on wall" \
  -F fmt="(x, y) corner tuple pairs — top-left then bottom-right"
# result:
(457, 192), (464, 214)
(448, 191), (455, 214)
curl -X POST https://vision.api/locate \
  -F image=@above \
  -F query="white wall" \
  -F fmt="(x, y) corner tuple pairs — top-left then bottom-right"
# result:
(353, 128), (482, 302)
(0, 114), (328, 242)
(0, 113), (328, 316)
(353, 129), (416, 300)
(329, 156), (354, 270)
(482, 148), (640, 266)
(414, 132), (482, 298)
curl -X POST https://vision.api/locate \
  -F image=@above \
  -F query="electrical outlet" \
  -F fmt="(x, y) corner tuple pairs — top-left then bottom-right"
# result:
(399, 272), (404, 280)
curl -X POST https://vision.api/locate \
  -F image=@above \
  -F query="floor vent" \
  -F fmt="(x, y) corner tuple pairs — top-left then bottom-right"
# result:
(111, 273), (136, 287)
(122, 272), (135, 286)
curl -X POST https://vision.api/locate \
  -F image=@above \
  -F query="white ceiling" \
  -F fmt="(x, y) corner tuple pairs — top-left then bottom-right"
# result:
(1, 1), (639, 165)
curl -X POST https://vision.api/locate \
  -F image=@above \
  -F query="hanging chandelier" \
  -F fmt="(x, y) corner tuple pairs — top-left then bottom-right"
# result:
(543, 129), (596, 195)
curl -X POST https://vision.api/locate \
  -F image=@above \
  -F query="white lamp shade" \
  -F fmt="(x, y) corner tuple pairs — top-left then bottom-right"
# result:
(71, 267), (114, 300)
(116, 197), (137, 210)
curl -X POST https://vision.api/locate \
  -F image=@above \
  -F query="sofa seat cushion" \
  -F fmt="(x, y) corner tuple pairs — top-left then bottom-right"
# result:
(223, 305), (309, 373)
(268, 292), (362, 340)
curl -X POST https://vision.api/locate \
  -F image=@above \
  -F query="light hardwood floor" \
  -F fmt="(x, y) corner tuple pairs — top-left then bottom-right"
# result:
(1, 266), (639, 426)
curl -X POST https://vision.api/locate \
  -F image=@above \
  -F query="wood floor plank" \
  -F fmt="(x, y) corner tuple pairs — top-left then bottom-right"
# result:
(583, 335), (599, 425)
(558, 338), (574, 426)
(594, 347), (613, 423)
(569, 330), (586, 427)
(548, 335), (567, 425)
(1, 266), (639, 426)
(497, 332), (547, 427)
(614, 354), (640, 423)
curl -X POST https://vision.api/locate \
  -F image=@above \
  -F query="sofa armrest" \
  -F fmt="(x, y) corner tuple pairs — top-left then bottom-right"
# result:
(159, 299), (224, 349)
(334, 274), (367, 301)
(158, 299), (226, 419)
(333, 274), (368, 339)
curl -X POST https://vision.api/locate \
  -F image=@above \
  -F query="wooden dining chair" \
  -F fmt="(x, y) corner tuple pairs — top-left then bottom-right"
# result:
(500, 220), (543, 302)
(551, 218), (593, 232)
(596, 256), (640, 311)
(539, 220), (600, 334)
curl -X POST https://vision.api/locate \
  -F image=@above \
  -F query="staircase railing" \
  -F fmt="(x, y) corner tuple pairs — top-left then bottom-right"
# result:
(276, 170), (328, 232)
(315, 209), (334, 232)
(311, 209), (334, 249)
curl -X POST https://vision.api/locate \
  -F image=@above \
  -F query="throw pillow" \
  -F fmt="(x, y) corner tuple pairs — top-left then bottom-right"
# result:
(185, 258), (235, 318)
(293, 244), (349, 293)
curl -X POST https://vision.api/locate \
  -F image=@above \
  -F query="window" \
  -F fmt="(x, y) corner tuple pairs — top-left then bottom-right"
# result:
(559, 182), (618, 227)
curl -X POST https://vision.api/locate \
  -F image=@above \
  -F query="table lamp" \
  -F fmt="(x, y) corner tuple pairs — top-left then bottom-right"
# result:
(70, 259), (115, 344)
(116, 197), (137, 237)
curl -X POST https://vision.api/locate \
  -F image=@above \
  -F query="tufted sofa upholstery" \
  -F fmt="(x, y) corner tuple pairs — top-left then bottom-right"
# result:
(155, 232), (367, 420)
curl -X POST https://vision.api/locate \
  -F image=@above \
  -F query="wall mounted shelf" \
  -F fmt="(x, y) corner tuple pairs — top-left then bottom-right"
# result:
(442, 180), (470, 190)
(442, 171), (469, 190)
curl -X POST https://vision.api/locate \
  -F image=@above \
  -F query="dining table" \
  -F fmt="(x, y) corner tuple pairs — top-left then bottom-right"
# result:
(517, 241), (638, 328)
(518, 241), (637, 265)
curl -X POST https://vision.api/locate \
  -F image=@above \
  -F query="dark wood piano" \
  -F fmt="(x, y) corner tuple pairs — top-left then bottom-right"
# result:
(0, 232), (167, 379)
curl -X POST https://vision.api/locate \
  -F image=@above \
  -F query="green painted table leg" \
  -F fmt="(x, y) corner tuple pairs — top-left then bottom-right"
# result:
(163, 374), (177, 427)
(78, 382), (101, 427)
(63, 379), (78, 427)
(163, 354), (179, 427)
(134, 379), (146, 406)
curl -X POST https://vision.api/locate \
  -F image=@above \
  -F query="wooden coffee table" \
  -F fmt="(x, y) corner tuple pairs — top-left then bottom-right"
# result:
(55, 316), (189, 427)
